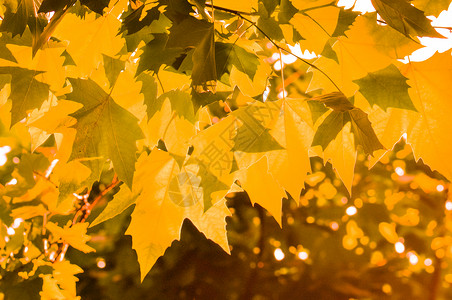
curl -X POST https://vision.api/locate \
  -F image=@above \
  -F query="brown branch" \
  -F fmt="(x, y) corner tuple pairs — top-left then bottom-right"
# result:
(33, 171), (58, 188)
(50, 175), (121, 262)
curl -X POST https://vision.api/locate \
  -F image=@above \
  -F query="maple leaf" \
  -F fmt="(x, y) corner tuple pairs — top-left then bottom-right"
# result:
(307, 13), (422, 95)
(0, 0), (45, 38)
(231, 101), (284, 153)
(40, 261), (83, 300)
(216, 42), (260, 80)
(52, 11), (125, 75)
(402, 52), (452, 180)
(0, 33), (18, 62)
(332, 7), (360, 37)
(126, 150), (230, 280)
(46, 221), (95, 253)
(370, 0), (444, 38)
(137, 33), (184, 75)
(290, 6), (340, 54)
(90, 184), (138, 228)
(102, 54), (125, 88)
(353, 64), (416, 111)
(312, 92), (384, 156)
(166, 17), (216, 92)
(238, 156), (286, 226)
(0, 66), (50, 127)
(67, 78), (144, 188)
(120, 4), (160, 35)
(413, 0), (452, 17)
(264, 98), (313, 200)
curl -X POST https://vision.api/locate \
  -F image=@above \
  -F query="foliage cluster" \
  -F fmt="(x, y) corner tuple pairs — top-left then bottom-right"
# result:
(0, 0), (452, 298)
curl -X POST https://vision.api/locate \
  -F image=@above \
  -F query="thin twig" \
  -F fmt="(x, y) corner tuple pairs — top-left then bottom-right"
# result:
(279, 49), (286, 99)
(206, 3), (257, 16)
(52, 175), (120, 262)
(211, 7), (342, 92)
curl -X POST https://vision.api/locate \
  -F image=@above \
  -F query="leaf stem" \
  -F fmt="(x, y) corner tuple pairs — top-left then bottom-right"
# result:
(156, 72), (165, 93)
(162, 111), (177, 141)
(279, 49), (286, 99)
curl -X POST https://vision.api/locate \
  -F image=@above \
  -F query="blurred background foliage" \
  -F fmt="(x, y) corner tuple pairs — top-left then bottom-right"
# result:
(2, 134), (451, 299)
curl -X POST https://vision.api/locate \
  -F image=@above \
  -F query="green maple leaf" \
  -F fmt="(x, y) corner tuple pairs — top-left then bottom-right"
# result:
(191, 25), (216, 92)
(67, 78), (144, 188)
(166, 17), (216, 92)
(79, 0), (110, 14)
(136, 33), (183, 74)
(278, 0), (298, 24)
(166, 16), (212, 48)
(0, 66), (50, 127)
(231, 102), (284, 153)
(38, 0), (71, 13)
(216, 42), (260, 80)
(160, 0), (194, 23)
(0, 0), (44, 37)
(354, 64), (416, 111)
(195, 165), (229, 212)
(144, 89), (195, 122)
(257, 16), (284, 41)
(90, 184), (139, 228)
(332, 7), (360, 37)
(102, 54), (126, 88)
(120, 5), (160, 35)
(0, 34), (18, 62)
(137, 72), (158, 120)
(371, 0), (444, 38)
(312, 92), (384, 155)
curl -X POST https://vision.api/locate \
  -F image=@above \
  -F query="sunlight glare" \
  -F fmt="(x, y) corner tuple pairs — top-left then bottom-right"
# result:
(395, 167), (405, 176)
(298, 251), (309, 260)
(395, 242), (405, 254)
(346, 206), (357, 216)
(445, 201), (452, 211)
(0, 145), (11, 166)
(274, 248), (285, 261)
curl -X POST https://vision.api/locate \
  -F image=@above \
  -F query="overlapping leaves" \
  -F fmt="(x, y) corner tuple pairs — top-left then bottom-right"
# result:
(0, 0), (451, 293)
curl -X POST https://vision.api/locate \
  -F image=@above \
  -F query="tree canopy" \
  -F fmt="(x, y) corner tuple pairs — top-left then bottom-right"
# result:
(0, 0), (452, 298)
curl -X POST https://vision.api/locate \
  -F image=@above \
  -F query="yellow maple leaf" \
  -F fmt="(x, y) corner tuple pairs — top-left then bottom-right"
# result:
(402, 52), (452, 180)
(126, 150), (230, 280)
(238, 156), (286, 226)
(40, 260), (83, 300)
(291, 6), (340, 54)
(46, 221), (95, 253)
(53, 13), (124, 76)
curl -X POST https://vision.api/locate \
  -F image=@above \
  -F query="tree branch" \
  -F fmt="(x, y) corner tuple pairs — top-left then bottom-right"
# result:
(211, 6), (343, 93)
(51, 175), (121, 262)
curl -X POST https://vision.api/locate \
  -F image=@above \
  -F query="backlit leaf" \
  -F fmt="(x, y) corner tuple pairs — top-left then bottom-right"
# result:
(0, 66), (50, 127)
(46, 221), (95, 253)
(312, 92), (384, 156)
(354, 64), (416, 111)
(413, 0), (451, 17)
(370, 0), (444, 38)
(67, 78), (143, 188)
